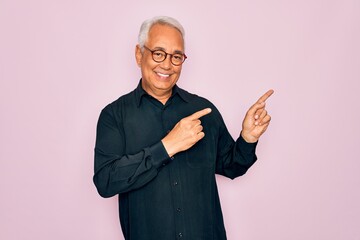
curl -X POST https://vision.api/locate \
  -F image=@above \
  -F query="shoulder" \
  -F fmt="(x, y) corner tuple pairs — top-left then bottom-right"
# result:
(99, 88), (138, 124)
(177, 86), (220, 114)
(176, 86), (224, 126)
(103, 89), (136, 112)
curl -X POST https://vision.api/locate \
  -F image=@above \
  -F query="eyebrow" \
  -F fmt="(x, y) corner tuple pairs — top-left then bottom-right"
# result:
(152, 47), (184, 55)
(173, 50), (184, 55)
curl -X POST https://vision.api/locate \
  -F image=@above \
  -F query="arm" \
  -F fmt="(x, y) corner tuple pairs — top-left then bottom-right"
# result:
(93, 106), (213, 197)
(93, 105), (170, 198)
(216, 89), (274, 178)
(215, 120), (258, 179)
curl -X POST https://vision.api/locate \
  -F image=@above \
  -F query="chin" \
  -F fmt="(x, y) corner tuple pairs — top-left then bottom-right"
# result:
(154, 77), (177, 86)
(154, 82), (174, 91)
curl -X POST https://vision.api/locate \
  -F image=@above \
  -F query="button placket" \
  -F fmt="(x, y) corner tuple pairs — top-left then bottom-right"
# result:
(163, 103), (186, 238)
(168, 158), (185, 239)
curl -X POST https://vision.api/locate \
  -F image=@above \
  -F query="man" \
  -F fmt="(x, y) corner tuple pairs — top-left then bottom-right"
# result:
(94, 16), (273, 240)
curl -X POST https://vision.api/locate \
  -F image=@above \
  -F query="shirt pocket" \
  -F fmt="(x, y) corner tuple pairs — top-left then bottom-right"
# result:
(185, 135), (216, 168)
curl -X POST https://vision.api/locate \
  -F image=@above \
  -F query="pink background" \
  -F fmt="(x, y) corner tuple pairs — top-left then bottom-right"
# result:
(1, 0), (359, 239)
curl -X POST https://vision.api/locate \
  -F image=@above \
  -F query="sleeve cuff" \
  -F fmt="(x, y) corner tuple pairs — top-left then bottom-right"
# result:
(149, 141), (172, 168)
(237, 134), (258, 154)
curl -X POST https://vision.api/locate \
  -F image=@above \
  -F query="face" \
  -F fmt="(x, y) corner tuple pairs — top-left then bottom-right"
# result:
(135, 24), (184, 100)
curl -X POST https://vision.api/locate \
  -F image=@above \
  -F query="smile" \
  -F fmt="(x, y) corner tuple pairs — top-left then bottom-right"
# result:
(156, 72), (170, 78)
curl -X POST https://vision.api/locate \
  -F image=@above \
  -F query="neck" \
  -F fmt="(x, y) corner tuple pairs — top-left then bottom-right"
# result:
(151, 90), (172, 104)
(156, 95), (171, 104)
(144, 88), (172, 105)
(141, 80), (174, 105)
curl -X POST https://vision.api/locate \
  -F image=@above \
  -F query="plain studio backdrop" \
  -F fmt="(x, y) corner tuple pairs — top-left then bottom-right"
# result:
(1, 0), (359, 239)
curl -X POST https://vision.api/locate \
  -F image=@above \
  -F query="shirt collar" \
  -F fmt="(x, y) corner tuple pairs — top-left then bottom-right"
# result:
(135, 79), (190, 107)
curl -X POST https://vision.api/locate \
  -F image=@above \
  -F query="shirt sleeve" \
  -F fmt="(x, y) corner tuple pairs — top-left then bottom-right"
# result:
(215, 115), (258, 179)
(93, 105), (171, 198)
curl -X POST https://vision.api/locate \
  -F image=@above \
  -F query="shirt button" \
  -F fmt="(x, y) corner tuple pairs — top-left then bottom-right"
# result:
(173, 181), (178, 186)
(177, 207), (181, 212)
(178, 232), (183, 238)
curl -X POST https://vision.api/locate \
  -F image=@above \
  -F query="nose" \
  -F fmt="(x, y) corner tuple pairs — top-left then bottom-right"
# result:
(160, 54), (172, 69)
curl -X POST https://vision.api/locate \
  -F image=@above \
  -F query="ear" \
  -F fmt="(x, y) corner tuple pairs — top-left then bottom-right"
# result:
(135, 45), (142, 67)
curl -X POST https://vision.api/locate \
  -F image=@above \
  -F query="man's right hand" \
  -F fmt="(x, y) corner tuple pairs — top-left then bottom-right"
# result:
(161, 108), (212, 158)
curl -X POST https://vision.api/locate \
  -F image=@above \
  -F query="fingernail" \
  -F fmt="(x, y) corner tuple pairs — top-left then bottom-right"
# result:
(255, 121), (259, 126)
(255, 115), (259, 119)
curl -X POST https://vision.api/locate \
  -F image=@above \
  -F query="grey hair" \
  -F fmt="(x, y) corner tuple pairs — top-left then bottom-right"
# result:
(138, 16), (185, 49)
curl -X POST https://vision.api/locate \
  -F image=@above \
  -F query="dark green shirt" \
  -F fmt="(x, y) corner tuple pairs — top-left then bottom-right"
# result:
(93, 80), (258, 240)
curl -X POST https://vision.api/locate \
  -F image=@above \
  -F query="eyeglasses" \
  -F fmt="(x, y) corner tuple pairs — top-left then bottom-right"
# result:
(143, 45), (187, 66)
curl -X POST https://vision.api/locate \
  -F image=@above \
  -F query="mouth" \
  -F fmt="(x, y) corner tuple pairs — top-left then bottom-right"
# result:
(156, 72), (171, 78)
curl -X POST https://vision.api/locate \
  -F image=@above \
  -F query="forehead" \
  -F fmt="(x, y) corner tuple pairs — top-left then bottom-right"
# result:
(147, 24), (184, 51)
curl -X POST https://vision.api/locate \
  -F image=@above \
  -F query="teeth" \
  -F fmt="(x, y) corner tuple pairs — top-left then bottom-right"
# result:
(157, 73), (170, 77)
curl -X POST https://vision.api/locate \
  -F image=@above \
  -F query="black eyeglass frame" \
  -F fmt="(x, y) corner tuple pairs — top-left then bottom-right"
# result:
(143, 45), (187, 66)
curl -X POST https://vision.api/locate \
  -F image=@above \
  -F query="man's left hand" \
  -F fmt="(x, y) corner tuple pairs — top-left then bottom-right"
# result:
(241, 89), (274, 143)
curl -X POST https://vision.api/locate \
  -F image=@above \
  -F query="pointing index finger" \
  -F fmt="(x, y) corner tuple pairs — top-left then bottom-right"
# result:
(188, 108), (212, 120)
(257, 89), (274, 103)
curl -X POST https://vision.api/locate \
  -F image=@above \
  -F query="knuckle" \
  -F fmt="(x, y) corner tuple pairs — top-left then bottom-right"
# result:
(179, 119), (188, 126)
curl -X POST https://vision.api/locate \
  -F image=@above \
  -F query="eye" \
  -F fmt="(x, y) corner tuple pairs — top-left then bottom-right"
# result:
(173, 54), (183, 61)
(153, 51), (165, 58)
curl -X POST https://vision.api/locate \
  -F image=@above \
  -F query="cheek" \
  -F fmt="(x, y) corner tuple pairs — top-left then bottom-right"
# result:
(173, 65), (182, 73)
(145, 62), (158, 71)
(141, 65), (153, 76)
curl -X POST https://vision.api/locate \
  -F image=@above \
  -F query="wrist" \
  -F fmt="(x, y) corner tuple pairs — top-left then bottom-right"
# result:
(161, 138), (177, 158)
(241, 131), (258, 143)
